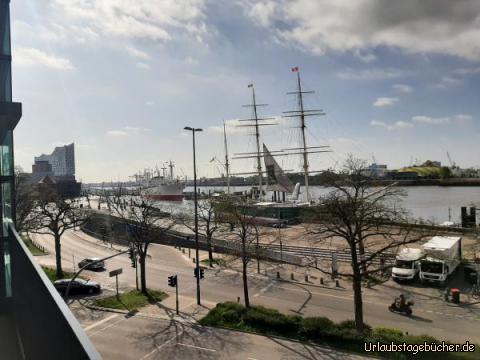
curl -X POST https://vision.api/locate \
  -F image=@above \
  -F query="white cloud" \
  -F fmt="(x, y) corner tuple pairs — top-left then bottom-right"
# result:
(412, 116), (450, 125)
(371, 120), (413, 131)
(336, 68), (409, 81)
(373, 97), (399, 107)
(125, 46), (150, 60)
(51, 0), (207, 42)
(454, 67), (480, 75)
(392, 84), (413, 93)
(244, 0), (480, 60)
(107, 130), (129, 137)
(13, 47), (75, 70)
(372, 113), (473, 131)
(107, 126), (150, 137)
(145, 101), (155, 106)
(137, 62), (151, 70)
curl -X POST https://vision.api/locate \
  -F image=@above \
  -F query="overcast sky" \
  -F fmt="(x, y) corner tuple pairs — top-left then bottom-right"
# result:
(11, 0), (480, 182)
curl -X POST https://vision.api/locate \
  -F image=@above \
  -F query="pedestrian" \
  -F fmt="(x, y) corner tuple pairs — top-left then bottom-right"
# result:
(237, 296), (240, 303)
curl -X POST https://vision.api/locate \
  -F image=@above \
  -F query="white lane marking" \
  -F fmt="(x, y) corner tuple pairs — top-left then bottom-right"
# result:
(88, 316), (126, 337)
(84, 314), (119, 331)
(253, 282), (275, 298)
(141, 329), (185, 360)
(248, 357), (259, 360)
(177, 343), (217, 352)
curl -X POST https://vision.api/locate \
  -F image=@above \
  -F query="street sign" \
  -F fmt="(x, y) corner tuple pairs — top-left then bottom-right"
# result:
(109, 268), (123, 277)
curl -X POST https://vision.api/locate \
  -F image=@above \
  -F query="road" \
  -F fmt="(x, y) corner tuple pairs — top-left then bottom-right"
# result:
(33, 230), (480, 344)
(71, 303), (367, 360)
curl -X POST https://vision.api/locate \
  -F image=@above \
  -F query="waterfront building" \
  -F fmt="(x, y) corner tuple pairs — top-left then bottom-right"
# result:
(35, 142), (75, 177)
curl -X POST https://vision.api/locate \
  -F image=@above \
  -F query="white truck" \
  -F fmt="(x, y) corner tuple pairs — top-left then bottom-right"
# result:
(419, 236), (462, 285)
(391, 248), (424, 281)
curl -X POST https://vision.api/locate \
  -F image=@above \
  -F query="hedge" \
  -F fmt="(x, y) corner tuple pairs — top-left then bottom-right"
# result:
(199, 302), (478, 360)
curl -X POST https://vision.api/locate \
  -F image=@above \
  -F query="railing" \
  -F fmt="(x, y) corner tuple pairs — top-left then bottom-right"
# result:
(8, 223), (102, 360)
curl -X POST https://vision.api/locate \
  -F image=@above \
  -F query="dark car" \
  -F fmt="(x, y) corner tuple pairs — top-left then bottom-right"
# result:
(78, 258), (105, 271)
(54, 279), (101, 295)
(272, 223), (287, 228)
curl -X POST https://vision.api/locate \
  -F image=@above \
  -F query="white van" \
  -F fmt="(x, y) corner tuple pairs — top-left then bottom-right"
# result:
(392, 248), (424, 281)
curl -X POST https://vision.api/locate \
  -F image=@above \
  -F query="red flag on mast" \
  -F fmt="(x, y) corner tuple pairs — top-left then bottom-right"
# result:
(291, 66), (299, 72)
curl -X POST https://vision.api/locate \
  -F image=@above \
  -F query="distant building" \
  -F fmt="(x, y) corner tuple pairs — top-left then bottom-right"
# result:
(35, 143), (75, 177)
(362, 163), (387, 178)
(32, 143), (80, 197)
(31, 160), (54, 183)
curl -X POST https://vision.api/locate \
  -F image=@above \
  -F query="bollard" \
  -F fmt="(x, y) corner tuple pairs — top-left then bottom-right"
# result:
(305, 275), (309, 283)
(182, 248), (185, 254)
(335, 279), (340, 287)
(290, 273), (294, 280)
(320, 277), (324, 285)
(276, 271), (280, 279)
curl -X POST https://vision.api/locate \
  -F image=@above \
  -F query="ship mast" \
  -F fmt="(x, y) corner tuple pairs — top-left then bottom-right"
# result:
(168, 160), (175, 181)
(223, 121), (231, 194)
(232, 84), (277, 200)
(283, 67), (330, 202)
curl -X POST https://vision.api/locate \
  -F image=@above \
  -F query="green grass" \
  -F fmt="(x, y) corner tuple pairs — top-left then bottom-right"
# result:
(93, 289), (168, 311)
(200, 302), (479, 360)
(41, 266), (76, 282)
(21, 234), (46, 256)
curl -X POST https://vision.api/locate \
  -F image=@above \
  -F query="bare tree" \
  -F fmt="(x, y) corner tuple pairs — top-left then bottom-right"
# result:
(30, 186), (89, 278)
(107, 188), (176, 294)
(14, 166), (36, 234)
(305, 156), (432, 332)
(217, 198), (260, 308)
(177, 198), (223, 267)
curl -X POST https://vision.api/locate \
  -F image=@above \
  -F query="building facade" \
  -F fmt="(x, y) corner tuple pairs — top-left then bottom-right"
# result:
(35, 142), (75, 177)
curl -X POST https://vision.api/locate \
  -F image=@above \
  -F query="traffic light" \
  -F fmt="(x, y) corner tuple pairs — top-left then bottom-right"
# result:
(199, 268), (204, 279)
(168, 275), (177, 287)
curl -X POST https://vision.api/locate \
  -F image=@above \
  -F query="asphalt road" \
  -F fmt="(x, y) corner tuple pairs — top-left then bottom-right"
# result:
(70, 303), (367, 360)
(33, 230), (480, 344)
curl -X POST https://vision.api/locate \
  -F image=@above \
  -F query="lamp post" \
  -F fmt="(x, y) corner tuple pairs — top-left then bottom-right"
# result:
(184, 126), (203, 305)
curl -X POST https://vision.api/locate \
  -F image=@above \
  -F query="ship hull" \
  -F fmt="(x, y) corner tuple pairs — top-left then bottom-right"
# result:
(141, 183), (185, 202)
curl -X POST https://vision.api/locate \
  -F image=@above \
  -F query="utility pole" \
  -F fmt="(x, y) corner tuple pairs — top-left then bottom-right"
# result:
(223, 121), (231, 195)
(184, 126), (203, 305)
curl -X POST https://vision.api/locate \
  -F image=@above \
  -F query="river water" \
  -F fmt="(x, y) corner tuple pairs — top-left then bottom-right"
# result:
(185, 185), (480, 224)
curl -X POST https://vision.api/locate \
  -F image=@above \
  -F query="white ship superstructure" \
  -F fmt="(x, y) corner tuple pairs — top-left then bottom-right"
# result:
(133, 161), (185, 201)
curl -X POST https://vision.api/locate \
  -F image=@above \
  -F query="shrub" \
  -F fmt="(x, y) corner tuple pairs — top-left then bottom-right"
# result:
(369, 327), (405, 344)
(299, 317), (335, 339)
(243, 306), (300, 336)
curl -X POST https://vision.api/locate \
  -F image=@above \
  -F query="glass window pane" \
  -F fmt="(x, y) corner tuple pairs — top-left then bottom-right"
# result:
(0, 130), (13, 176)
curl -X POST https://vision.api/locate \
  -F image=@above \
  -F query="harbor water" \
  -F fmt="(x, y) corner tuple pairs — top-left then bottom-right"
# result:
(185, 185), (480, 224)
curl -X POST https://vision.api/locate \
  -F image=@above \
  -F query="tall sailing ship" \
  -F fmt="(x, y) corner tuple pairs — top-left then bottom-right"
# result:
(224, 67), (331, 220)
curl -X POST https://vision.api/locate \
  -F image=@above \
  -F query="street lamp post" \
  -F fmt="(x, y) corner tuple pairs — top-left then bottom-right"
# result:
(184, 126), (203, 305)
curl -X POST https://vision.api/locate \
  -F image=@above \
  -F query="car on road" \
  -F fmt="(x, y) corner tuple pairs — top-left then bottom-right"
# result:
(54, 279), (101, 296)
(78, 258), (105, 271)
(272, 223), (287, 228)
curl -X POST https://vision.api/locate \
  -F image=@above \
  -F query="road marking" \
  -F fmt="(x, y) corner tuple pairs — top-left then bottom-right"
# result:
(88, 316), (126, 337)
(177, 343), (217, 352)
(84, 314), (119, 331)
(253, 282), (275, 298)
(141, 329), (186, 359)
(247, 358), (259, 360)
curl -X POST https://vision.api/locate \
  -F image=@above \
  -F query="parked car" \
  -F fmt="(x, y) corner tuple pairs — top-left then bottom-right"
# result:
(78, 258), (105, 270)
(54, 279), (101, 295)
(272, 223), (287, 228)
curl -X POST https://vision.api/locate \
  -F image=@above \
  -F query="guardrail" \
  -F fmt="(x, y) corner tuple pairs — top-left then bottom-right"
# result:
(8, 223), (102, 360)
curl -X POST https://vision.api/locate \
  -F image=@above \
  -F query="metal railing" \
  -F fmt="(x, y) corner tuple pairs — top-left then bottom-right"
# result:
(8, 223), (102, 360)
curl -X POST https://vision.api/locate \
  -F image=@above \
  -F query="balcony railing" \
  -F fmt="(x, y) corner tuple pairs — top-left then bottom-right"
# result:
(4, 223), (102, 360)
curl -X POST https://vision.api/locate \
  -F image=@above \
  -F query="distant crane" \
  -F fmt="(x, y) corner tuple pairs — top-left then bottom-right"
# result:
(446, 151), (456, 168)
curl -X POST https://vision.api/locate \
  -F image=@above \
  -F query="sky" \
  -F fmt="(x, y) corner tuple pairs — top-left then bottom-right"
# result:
(10, 0), (480, 182)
